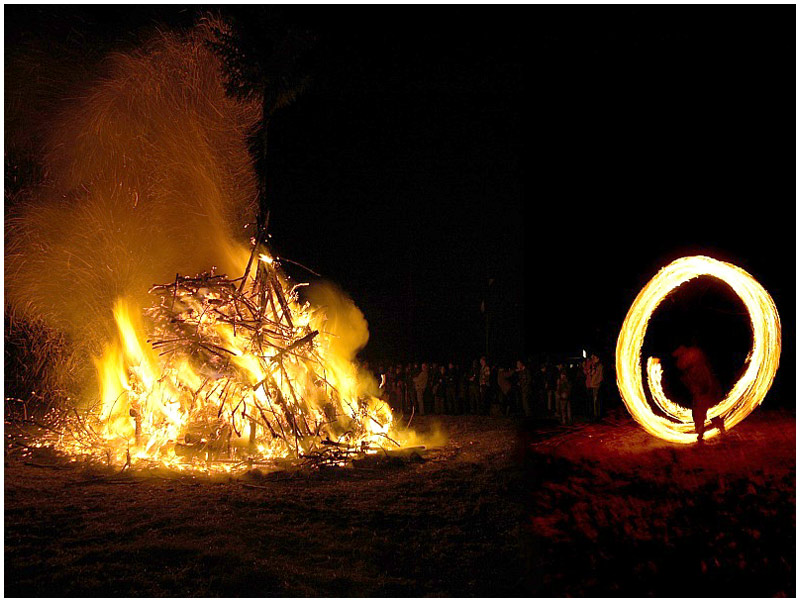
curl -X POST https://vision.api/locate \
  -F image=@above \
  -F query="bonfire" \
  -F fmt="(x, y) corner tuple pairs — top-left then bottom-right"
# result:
(5, 18), (419, 474)
(36, 231), (406, 472)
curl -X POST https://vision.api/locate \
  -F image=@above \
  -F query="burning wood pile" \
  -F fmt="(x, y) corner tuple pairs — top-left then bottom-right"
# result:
(44, 233), (403, 472)
(5, 19), (423, 474)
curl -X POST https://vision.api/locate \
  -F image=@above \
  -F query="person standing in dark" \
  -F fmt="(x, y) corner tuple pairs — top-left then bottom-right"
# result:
(479, 356), (491, 415)
(433, 364), (446, 414)
(541, 361), (557, 416)
(413, 363), (428, 416)
(672, 344), (724, 442)
(497, 365), (514, 415)
(569, 363), (585, 417)
(468, 360), (480, 414)
(517, 359), (532, 417)
(405, 364), (416, 415)
(584, 353), (604, 420)
(445, 362), (458, 414)
(490, 362), (501, 414)
(556, 365), (572, 425)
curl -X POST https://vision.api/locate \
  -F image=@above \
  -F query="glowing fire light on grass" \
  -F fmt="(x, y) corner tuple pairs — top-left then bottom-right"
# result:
(616, 256), (781, 444)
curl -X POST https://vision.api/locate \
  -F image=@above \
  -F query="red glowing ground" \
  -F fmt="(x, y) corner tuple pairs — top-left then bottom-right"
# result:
(522, 407), (795, 596)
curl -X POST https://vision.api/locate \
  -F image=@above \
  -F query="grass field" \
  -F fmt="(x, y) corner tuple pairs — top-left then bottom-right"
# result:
(5, 416), (527, 596)
(5, 409), (794, 596)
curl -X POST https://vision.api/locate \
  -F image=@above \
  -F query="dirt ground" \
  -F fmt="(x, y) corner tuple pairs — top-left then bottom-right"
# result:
(4, 416), (528, 597)
(521, 408), (796, 597)
(5, 409), (795, 596)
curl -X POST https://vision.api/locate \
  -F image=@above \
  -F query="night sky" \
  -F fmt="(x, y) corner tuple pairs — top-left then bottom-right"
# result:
(5, 8), (794, 395)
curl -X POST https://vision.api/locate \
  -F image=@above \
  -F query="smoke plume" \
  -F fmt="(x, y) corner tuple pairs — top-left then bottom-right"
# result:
(6, 19), (261, 395)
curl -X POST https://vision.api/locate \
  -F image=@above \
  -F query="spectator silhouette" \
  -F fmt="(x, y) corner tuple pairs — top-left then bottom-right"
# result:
(517, 359), (532, 417)
(479, 356), (491, 415)
(433, 365), (446, 414)
(541, 361), (557, 415)
(446, 363), (458, 414)
(468, 360), (480, 414)
(583, 353), (604, 420)
(497, 366), (514, 416)
(413, 363), (428, 416)
(556, 365), (572, 425)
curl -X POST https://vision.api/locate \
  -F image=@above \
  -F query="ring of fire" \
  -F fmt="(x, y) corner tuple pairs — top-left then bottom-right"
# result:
(616, 255), (781, 444)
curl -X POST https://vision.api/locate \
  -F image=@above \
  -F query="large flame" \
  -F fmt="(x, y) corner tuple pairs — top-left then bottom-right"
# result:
(59, 249), (404, 470)
(6, 19), (414, 470)
(616, 255), (781, 444)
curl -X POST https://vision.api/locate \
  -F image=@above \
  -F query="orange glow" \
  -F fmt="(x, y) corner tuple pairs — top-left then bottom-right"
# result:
(616, 255), (781, 444)
(52, 250), (412, 471)
(6, 19), (421, 472)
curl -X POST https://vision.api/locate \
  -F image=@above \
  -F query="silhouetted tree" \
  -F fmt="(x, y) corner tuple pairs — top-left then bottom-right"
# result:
(209, 8), (316, 234)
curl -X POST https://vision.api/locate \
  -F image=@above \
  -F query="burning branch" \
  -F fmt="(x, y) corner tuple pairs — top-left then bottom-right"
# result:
(48, 239), (402, 472)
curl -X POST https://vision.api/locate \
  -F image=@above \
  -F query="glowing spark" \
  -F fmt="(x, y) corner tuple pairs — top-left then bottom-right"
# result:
(616, 256), (781, 444)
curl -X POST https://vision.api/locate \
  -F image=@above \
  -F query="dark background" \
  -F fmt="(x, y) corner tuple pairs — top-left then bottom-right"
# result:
(6, 7), (794, 399)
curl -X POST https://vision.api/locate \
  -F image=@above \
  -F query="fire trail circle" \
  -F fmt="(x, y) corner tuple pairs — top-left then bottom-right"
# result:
(616, 256), (781, 444)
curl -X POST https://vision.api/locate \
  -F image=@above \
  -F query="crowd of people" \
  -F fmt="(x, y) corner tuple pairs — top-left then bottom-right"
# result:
(362, 354), (606, 424)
